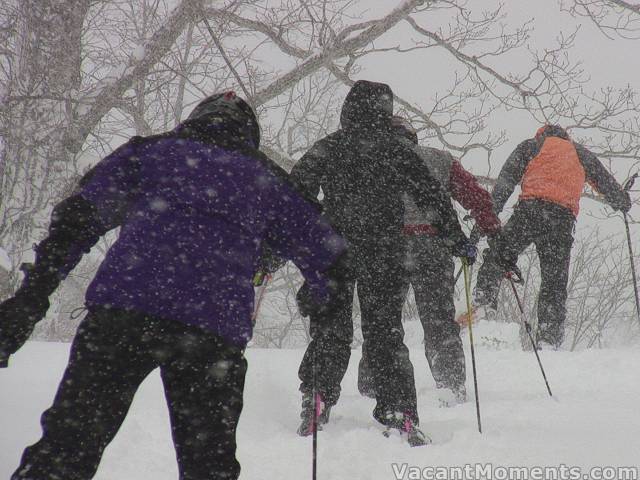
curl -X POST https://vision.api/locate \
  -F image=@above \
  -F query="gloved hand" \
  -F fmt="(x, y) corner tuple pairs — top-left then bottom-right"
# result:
(615, 174), (637, 213)
(0, 287), (50, 365)
(296, 249), (353, 318)
(451, 239), (478, 265)
(326, 249), (355, 281)
(503, 263), (524, 284)
(611, 191), (632, 214)
(252, 271), (268, 287)
(296, 277), (341, 319)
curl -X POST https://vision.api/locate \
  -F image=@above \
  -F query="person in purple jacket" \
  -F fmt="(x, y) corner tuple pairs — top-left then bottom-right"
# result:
(0, 92), (347, 480)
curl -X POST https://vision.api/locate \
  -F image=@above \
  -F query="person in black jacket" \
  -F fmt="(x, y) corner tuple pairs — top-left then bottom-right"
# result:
(474, 124), (631, 349)
(291, 80), (476, 441)
(358, 117), (501, 407)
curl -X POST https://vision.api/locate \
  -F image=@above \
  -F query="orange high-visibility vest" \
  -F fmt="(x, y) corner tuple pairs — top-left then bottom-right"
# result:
(520, 137), (585, 216)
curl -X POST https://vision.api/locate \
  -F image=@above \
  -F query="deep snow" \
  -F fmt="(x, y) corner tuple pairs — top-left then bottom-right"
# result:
(1, 333), (639, 479)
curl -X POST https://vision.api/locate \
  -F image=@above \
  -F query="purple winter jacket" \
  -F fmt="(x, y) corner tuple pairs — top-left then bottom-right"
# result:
(77, 129), (346, 347)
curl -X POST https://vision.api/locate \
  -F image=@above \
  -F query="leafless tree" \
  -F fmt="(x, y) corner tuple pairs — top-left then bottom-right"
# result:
(560, 0), (640, 39)
(1, 0), (640, 345)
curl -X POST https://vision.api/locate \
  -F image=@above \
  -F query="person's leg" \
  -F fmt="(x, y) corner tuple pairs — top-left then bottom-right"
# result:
(534, 206), (575, 348)
(357, 279), (410, 399)
(475, 204), (538, 307)
(297, 277), (355, 407)
(358, 241), (418, 426)
(12, 308), (157, 480)
(410, 236), (466, 395)
(160, 324), (247, 480)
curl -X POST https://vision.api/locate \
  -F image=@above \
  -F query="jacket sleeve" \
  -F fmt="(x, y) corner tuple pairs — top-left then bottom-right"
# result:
(575, 144), (631, 212)
(264, 177), (347, 304)
(289, 142), (327, 204)
(403, 146), (466, 246)
(23, 139), (143, 297)
(492, 139), (537, 215)
(22, 196), (108, 297)
(255, 142), (330, 276)
(253, 150), (346, 303)
(449, 160), (501, 236)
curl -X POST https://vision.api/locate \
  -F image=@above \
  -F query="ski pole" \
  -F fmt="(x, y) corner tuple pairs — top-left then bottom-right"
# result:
(312, 350), (318, 480)
(251, 273), (271, 325)
(454, 265), (463, 286)
(462, 258), (482, 434)
(506, 274), (553, 397)
(622, 174), (640, 328)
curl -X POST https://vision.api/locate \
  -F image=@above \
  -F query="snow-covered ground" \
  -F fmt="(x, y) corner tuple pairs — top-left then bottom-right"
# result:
(1, 333), (639, 479)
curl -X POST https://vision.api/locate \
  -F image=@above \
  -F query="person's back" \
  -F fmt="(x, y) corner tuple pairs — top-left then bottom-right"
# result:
(292, 81), (473, 443)
(519, 135), (586, 215)
(312, 131), (405, 239)
(0, 92), (347, 479)
(85, 125), (340, 345)
(292, 81), (462, 246)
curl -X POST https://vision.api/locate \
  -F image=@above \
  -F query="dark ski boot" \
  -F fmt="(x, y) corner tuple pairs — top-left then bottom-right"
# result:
(297, 391), (331, 437)
(380, 411), (431, 447)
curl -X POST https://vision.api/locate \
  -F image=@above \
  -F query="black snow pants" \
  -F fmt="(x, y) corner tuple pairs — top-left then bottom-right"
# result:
(298, 236), (419, 424)
(475, 199), (575, 347)
(359, 235), (465, 393)
(12, 307), (247, 480)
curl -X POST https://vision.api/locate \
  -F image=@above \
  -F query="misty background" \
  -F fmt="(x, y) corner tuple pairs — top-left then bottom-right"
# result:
(1, 0), (639, 350)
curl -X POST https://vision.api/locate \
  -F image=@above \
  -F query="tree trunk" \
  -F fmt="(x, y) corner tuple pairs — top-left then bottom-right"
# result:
(0, 0), (90, 285)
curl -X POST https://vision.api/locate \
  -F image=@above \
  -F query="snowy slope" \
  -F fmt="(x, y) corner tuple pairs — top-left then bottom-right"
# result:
(1, 339), (639, 479)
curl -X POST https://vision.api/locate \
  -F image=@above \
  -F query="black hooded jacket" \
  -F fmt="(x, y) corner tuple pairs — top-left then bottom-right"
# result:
(290, 80), (466, 247)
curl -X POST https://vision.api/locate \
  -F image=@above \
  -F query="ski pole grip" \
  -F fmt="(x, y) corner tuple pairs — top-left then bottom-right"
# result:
(505, 270), (523, 284)
(0, 357), (8, 368)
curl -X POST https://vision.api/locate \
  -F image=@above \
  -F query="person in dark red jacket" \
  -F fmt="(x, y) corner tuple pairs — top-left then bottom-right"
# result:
(0, 92), (346, 480)
(474, 124), (631, 349)
(358, 116), (500, 406)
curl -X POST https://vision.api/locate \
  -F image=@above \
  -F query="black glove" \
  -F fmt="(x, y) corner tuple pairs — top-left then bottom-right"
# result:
(296, 280), (340, 319)
(614, 174), (637, 213)
(451, 239), (478, 265)
(296, 249), (353, 318)
(611, 191), (632, 214)
(326, 249), (355, 282)
(0, 287), (50, 365)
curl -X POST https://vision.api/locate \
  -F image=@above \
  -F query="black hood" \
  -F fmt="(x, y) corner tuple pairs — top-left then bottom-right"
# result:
(535, 124), (570, 145)
(391, 115), (418, 144)
(340, 80), (394, 133)
(180, 92), (260, 148)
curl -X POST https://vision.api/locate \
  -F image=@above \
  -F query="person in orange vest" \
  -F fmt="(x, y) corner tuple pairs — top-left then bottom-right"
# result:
(474, 124), (631, 349)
